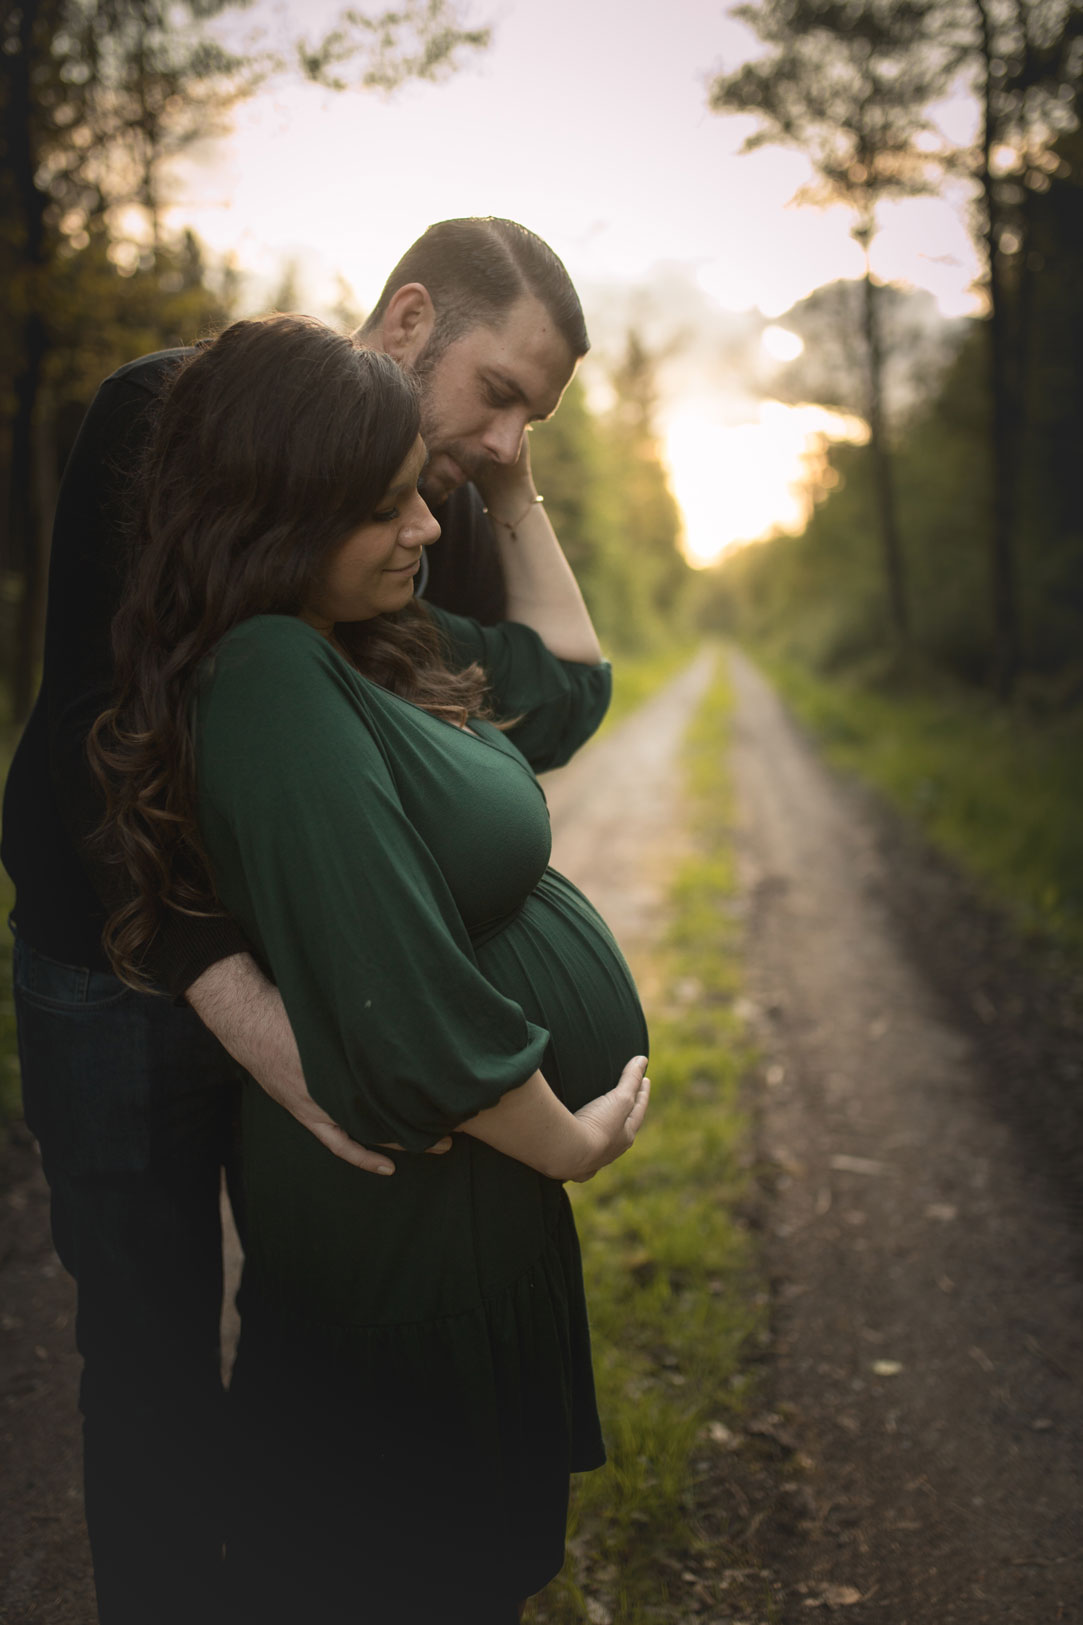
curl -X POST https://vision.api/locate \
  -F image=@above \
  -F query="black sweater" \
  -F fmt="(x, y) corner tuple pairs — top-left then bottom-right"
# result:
(1, 349), (506, 997)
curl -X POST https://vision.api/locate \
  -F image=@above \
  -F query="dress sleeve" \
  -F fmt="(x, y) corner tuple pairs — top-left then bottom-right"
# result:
(424, 605), (612, 773)
(193, 617), (550, 1151)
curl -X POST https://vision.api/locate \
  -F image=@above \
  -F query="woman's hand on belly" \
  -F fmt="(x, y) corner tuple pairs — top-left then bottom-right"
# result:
(457, 1055), (650, 1183)
(566, 1054), (651, 1181)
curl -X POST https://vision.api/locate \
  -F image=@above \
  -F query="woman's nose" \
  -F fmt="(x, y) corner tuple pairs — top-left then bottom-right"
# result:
(406, 501), (441, 547)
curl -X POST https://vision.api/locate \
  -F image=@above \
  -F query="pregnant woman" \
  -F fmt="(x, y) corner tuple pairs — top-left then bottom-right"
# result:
(90, 314), (649, 1624)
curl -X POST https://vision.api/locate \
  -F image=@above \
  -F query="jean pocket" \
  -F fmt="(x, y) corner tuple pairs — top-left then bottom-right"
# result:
(13, 991), (153, 1175)
(12, 941), (156, 1173)
(12, 938), (132, 1012)
(12, 938), (241, 1178)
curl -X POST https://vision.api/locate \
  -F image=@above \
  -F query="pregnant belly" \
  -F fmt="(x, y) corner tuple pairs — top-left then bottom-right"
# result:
(474, 868), (648, 1113)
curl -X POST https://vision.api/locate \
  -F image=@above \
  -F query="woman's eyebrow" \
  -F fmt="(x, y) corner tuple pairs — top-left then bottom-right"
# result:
(395, 457), (428, 495)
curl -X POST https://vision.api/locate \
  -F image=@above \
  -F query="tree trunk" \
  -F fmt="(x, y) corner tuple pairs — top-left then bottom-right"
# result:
(6, 0), (53, 723)
(975, 0), (1022, 699)
(861, 262), (909, 642)
(9, 318), (50, 725)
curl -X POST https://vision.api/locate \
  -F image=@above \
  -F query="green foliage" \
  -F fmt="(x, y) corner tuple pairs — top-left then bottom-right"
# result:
(530, 337), (694, 659)
(707, 116), (1083, 695)
(294, 0), (490, 92)
(777, 278), (962, 427)
(758, 653), (1083, 957)
(526, 658), (765, 1624)
(0, 0), (493, 721)
(709, 0), (961, 646)
(711, 0), (956, 221)
(51, 228), (236, 401)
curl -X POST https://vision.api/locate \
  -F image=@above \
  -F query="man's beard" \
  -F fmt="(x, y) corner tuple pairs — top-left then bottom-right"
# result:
(409, 335), (482, 503)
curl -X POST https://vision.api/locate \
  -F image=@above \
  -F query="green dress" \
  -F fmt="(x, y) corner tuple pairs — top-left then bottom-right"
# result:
(193, 609), (648, 1622)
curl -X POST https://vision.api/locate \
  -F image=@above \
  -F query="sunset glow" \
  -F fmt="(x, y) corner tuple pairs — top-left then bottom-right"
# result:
(761, 326), (805, 363)
(664, 401), (868, 566)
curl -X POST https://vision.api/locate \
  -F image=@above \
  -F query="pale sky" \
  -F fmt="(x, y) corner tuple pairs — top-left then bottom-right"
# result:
(166, 0), (984, 562)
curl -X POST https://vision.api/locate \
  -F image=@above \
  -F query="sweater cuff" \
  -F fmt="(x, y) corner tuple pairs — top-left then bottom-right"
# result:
(142, 913), (252, 1003)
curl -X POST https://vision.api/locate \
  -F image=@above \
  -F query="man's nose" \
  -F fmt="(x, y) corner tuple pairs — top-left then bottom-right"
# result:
(481, 415), (525, 465)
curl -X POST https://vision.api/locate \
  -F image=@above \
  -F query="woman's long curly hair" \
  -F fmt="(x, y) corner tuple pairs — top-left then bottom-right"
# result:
(90, 313), (492, 987)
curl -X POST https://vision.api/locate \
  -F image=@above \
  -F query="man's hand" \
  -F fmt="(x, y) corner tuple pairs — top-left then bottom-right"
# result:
(473, 422), (536, 516)
(186, 953), (451, 1174)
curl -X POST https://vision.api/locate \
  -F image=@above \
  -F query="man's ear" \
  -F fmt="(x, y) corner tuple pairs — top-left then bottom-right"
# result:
(379, 283), (437, 366)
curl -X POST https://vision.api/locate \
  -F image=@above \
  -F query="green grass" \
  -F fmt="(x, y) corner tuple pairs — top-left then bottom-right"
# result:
(600, 640), (702, 733)
(526, 655), (764, 1625)
(756, 653), (1083, 960)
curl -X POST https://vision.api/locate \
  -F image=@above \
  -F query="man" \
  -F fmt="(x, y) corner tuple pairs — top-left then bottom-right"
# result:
(1, 216), (588, 1624)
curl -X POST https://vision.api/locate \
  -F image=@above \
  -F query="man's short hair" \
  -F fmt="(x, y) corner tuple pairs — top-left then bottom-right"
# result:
(361, 217), (589, 360)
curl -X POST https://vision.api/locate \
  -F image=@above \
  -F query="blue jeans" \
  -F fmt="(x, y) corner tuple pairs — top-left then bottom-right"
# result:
(12, 935), (243, 1625)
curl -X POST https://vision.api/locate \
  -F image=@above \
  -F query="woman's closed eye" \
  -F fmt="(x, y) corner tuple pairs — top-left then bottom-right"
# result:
(373, 480), (426, 524)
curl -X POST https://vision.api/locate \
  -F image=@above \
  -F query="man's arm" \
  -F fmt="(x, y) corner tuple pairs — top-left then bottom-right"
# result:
(473, 434), (603, 665)
(187, 955), (455, 1173)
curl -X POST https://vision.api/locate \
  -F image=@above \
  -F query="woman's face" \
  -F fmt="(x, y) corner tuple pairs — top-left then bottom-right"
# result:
(299, 436), (440, 633)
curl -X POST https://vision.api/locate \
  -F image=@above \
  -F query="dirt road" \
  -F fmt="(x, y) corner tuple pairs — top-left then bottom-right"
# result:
(730, 649), (1083, 1622)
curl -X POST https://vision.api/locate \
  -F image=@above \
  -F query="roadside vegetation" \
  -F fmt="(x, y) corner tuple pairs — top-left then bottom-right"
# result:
(753, 654), (1083, 963)
(601, 641), (702, 733)
(527, 654), (768, 1625)
(698, 7), (1081, 977)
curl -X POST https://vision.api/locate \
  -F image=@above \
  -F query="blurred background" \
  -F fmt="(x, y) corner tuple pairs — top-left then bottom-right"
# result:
(2, 0), (1082, 929)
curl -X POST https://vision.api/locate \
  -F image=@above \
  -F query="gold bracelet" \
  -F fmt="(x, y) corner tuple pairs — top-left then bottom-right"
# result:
(482, 493), (544, 541)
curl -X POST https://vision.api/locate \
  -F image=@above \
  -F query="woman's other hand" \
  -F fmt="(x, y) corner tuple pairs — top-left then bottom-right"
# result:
(458, 1056), (650, 1181)
(566, 1055), (650, 1182)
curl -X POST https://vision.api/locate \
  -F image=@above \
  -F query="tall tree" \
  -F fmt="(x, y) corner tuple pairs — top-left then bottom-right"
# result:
(710, 0), (960, 645)
(773, 279), (962, 424)
(947, 0), (1083, 693)
(0, 0), (490, 722)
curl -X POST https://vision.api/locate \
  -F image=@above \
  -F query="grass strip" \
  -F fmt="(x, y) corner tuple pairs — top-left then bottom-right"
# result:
(526, 651), (764, 1625)
(754, 653), (1083, 960)
(600, 641), (702, 734)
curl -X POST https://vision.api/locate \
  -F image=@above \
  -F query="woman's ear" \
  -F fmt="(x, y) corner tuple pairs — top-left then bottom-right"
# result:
(378, 284), (437, 367)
